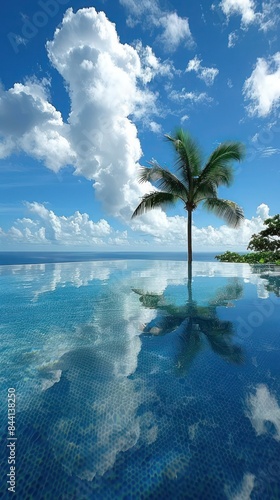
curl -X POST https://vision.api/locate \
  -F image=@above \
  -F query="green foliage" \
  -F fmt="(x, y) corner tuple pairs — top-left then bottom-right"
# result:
(248, 215), (280, 252)
(132, 129), (245, 263)
(215, 250), (280, 264)
(132, 130), (245, 219)
(215, 251), (245, 262)
(203, 198), (244, 228)
(217, 215), (280, 264)
(131, 191), (179, 217)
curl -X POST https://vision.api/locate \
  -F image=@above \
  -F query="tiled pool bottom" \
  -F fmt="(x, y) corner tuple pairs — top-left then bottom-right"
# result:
(0, 260), (280, 499)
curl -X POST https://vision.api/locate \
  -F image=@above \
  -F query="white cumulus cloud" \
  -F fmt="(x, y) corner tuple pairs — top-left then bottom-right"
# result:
(186, 56), (219, 86)
(220, 0), (256, 25)
(170, 89), (213, 104)
(130, 203), (271, 250)
(243, 52), (280, 116)
(149, 121), (163, 134)
(0, 8), (168, 221)
(256, 203), (269, 219)
(220, 0), (255, 25)
(0, 203), (271, 251)
(258, 0), (280, 32)
(228, 31), (239, 48)
(133, 41), (175, 83)
(120, 0), (194, 52)
(220, 0), (280, 31)
(158, 12), (193, 53)
(119, 0), (157, 19)
(0, 202), (114, 247)
(0, 79), (74, 170)
(181, 114), (189, 123)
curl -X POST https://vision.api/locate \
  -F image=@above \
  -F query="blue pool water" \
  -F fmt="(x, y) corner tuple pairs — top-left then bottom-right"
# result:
(0, 259), (280, 499)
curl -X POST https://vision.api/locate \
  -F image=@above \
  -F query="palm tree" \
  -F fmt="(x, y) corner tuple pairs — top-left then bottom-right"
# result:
(131, 129), (245, 273)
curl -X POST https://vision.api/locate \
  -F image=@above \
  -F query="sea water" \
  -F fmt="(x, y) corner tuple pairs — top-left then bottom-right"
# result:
(0, 251), (217, 266)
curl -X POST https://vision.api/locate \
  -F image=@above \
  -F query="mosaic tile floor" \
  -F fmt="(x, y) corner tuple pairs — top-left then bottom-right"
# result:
(0, 260), (280, 499)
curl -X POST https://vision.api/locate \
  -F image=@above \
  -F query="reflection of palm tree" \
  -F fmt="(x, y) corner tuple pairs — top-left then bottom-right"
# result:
(133, 278), (244, 375)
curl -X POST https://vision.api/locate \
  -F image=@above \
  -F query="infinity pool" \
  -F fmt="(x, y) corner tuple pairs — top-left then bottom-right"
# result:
(0, 260), (280, 499)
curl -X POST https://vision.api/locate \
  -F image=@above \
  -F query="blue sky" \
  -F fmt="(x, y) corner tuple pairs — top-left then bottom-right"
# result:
(0, 0), (279, 251)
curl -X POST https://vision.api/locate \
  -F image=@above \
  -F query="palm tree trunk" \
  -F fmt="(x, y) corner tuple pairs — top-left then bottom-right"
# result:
(187, 208), (193, 285)
(187, 209), (192, 264)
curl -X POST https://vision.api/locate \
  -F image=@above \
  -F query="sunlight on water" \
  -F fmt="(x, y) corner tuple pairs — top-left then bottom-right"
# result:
(0, 260), (280, 498)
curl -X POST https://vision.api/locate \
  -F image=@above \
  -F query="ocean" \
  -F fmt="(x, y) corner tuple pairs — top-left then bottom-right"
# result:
(0, 251), (218, 266)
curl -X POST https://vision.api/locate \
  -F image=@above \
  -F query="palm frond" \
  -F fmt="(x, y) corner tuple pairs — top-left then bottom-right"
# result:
(131, 191), (179, 218)
(138, 163), (188, 200)
(165, 129), (202, 187)
(203, 198), (244, 227)
(193, 180), (217, 203)
(200, 142), (245, 187)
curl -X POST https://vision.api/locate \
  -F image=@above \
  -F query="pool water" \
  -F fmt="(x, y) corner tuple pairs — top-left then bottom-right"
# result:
(0, 260), (280, 499)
